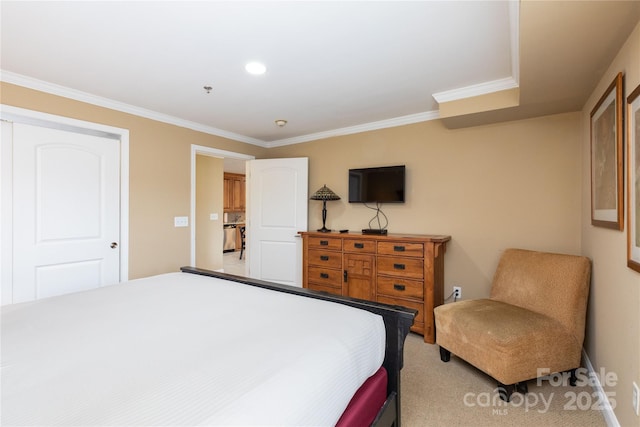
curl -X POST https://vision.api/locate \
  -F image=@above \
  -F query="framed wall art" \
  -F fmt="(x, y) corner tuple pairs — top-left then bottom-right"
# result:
(590, 72), (624, 230)
(627, 83), (640, 273)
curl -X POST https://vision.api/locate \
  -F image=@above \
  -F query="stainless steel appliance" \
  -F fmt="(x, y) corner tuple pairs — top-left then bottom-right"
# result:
(223, 224), (236, 252)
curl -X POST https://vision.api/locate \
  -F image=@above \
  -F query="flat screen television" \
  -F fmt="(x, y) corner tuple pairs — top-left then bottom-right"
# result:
(348, 165), (405, 203)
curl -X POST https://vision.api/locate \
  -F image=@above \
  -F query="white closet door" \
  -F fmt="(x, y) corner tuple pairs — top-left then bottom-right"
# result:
(12, 123), (120, 302)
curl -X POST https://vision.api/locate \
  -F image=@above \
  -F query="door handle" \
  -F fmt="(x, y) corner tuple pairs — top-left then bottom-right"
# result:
(110, 242), (118, 249)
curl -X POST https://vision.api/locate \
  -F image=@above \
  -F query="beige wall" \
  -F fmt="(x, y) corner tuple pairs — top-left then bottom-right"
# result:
(0, 82), (268, 279)
(196, 155), (224, 271)
(268, 114), (583, 300)
(581, 21), (640, 427)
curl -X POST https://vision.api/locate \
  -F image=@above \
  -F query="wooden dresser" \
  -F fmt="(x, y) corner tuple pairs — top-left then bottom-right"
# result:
(300, 231), (451, 343)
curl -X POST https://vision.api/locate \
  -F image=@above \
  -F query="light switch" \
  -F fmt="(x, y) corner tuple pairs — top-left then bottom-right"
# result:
(210, 213), (219, 220)
(174, 216), (189, 227)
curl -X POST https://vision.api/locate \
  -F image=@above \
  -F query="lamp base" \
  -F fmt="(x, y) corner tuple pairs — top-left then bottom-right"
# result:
(317, 227), (331, 233)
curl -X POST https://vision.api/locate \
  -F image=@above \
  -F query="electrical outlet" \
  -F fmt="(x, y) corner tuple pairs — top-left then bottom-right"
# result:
(174, 216), (189, 227)
(453, 286), (462, 300)
(633, 381), (639, 416)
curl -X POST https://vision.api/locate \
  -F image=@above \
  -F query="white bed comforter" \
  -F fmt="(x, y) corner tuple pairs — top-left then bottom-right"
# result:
(1, 272), (385, 426)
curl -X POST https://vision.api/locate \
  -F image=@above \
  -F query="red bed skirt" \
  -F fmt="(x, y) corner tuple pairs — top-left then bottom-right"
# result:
(336, 367), (388, 427)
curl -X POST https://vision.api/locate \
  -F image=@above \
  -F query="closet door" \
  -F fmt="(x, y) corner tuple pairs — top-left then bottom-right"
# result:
(11, 123), (121, 302)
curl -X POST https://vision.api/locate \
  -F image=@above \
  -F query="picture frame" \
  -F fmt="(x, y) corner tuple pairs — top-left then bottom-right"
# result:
(590, 72), (624, 230)
(627, 83), (640, 273)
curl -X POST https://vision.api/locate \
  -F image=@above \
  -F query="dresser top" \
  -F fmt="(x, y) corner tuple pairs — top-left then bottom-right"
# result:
(299, 231), (451, 243)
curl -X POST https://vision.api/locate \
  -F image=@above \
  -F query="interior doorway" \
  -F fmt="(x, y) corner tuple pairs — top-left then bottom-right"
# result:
(190, 145), (253, 272)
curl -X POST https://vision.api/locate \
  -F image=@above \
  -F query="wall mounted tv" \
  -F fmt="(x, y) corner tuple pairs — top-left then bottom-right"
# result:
(348, 165), (405, 203)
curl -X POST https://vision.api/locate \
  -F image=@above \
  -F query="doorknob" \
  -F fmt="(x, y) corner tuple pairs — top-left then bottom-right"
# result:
(110, 242), (118, 249)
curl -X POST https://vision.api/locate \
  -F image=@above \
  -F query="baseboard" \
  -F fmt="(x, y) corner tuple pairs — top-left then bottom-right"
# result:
(582, 348), (619, 427)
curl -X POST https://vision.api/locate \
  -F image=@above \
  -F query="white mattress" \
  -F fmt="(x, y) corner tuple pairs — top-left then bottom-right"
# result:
(1, 272), (385, 426)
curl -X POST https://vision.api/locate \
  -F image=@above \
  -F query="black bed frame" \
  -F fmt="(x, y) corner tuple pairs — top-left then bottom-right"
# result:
(181, 267), (416, 427)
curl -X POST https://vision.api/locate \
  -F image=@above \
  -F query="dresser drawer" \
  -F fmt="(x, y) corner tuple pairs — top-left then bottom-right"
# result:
(378, 241), (424, 258)
(308, 266), (342, 287)
(377, 256), (424, 279)
(377, 276), (423, 299)
(308, 282), (342, 296)
(308, 236), (342, 251)
(343, 238), (376, 254)
(308, 249), (342, 269)
(377, 295), (424, 327)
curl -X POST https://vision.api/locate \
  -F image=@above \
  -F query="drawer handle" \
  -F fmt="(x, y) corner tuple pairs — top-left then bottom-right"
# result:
(393, 245), (406, 252)
(354, 242), (364, 249)
(320, 255), (329, 261)
(320, 273), (329, 279)
(393, 284), (406, 291)
(320, 240), (329, 246)
(393, 263), (406, 270)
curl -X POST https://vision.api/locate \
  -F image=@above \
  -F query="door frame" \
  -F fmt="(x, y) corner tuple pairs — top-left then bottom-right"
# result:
(190, 144), (254, 267)
(0, 105), (130, 302)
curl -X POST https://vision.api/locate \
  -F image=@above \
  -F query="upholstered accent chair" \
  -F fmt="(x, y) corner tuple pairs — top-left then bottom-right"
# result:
(433, 248), (591, 401)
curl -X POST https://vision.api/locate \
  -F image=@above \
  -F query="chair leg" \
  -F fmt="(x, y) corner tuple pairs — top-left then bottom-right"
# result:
(516, 381), (528, 394)
(439, 346), (451, 362)
(569, 368), (577, 386)
(497, 382), (515, 402)
(497, 381), (527, 402)
(239, 246), (244, 260)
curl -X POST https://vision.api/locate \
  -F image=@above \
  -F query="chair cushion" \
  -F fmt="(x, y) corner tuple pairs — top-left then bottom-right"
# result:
(434, 299), (582, 385)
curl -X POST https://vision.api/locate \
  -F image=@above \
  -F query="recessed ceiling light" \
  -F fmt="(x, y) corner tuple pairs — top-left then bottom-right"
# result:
(245, 62), (266, 75)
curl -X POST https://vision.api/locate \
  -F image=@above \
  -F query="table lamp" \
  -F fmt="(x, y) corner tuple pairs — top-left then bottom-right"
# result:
(310, 185), (340, 232)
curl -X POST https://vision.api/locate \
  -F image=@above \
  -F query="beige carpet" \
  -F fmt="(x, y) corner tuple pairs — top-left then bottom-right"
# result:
(401, 333), (607, 426)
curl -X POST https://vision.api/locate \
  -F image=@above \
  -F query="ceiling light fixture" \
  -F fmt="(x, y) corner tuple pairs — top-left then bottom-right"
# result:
(275, 119), (287, 127)
(245, 61), (266, 75)
(203, 85), (212, 94)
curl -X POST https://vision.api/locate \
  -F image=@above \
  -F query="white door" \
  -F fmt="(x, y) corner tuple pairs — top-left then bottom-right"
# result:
(11, 123), (120, 302)
(247, 158), (308, 286)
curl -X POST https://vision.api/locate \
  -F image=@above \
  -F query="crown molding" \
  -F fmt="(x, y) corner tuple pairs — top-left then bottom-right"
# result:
(432, 77), (519, 104)
(265, 111), (440, 147)
(0, 70), (268, 147)
(2, 70), (441, 148)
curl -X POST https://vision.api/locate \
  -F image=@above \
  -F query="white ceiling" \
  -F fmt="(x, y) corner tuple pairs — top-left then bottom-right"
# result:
(1, 1), (639, 150)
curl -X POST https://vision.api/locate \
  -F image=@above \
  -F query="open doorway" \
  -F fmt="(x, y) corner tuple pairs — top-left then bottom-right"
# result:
(190, 145), (253, 272)
(222, 157), (247, 275)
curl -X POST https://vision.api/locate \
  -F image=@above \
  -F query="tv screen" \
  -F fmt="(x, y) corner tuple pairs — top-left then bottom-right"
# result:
(348, 165), (405, 203)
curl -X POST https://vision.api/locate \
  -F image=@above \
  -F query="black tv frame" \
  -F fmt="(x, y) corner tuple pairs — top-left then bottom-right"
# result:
(348, 165), (406, 204)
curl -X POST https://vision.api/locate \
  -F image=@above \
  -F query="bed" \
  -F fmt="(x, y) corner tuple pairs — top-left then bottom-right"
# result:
(1, 267), (415, 426)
